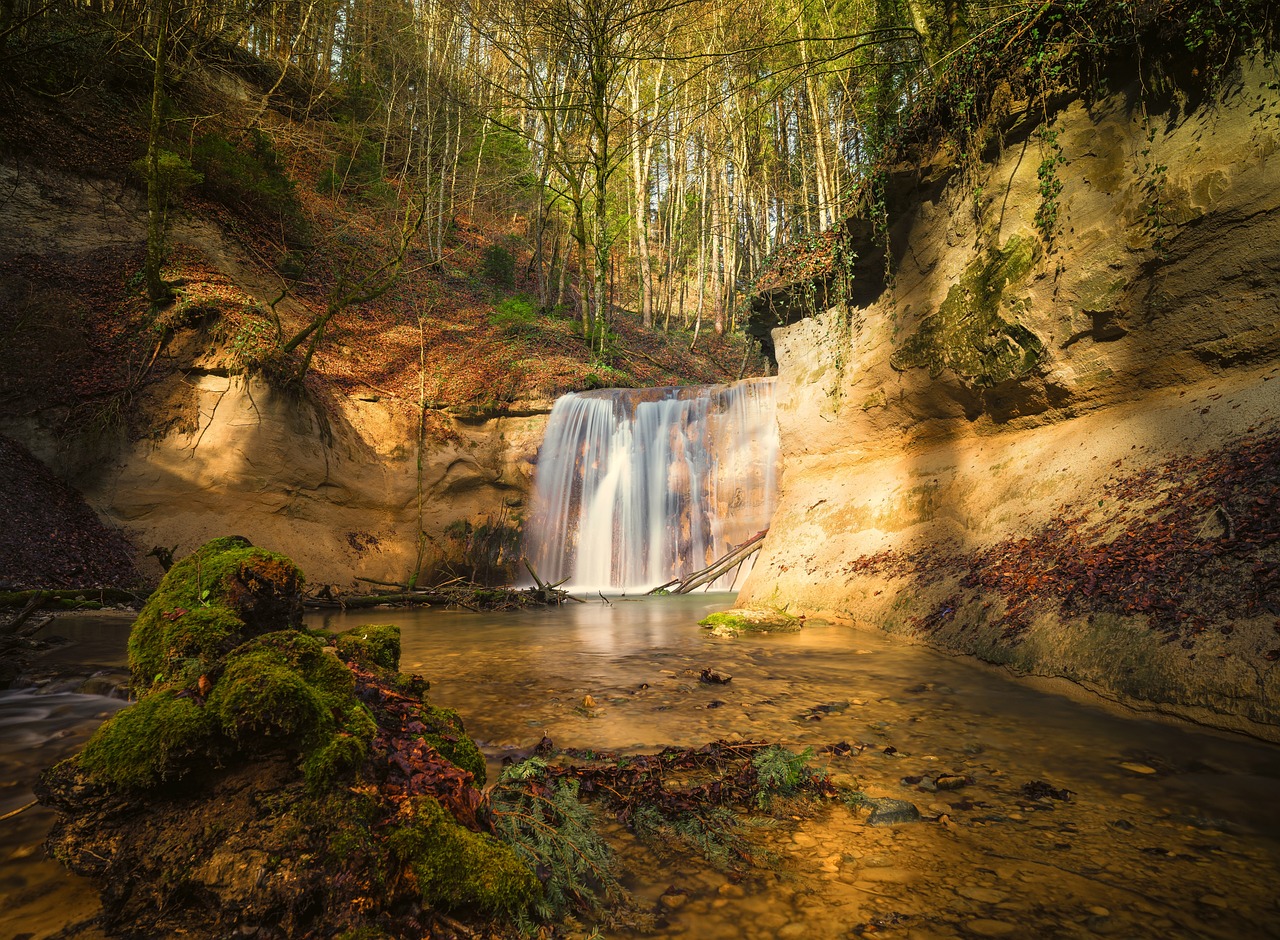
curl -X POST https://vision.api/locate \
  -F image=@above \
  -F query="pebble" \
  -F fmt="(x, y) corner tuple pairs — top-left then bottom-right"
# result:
(1199, 894), (1231, 908)
(866, 798), (922, 826)
(965, 918), (1018, 936)
(791, 831), (817, 847)
(1119, 762), (1158, 775)
(1089, 906), (1111, 917)
(958, 886), (1007, 903)
(857, 867), (916, 884)
(659, 892), (687, 910)
(581, 695), (597, 708)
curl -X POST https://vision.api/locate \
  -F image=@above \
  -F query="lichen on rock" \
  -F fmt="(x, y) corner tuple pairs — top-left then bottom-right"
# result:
(700, 608), (804, 637)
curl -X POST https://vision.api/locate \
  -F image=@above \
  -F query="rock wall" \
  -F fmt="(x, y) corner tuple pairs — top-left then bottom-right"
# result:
(0, 164), (548, 590)
(9, 367), (547, 590)
(739, 54), (1280, 739)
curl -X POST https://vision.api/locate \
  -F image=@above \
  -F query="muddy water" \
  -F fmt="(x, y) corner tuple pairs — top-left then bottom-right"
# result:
(3, 600), (1279, 939)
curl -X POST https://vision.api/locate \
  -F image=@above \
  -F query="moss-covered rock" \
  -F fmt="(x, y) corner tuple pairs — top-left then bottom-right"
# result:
(388, 796), (539, 919)
(418, 705), (487, 785)
(334, 623), (401, 670)
(40, 540), (536, 938)
(76, 689), (221, 789)
(128, 535), (304, 693)
(890, 235), (1045, 387)
(700, 608), (804, 637)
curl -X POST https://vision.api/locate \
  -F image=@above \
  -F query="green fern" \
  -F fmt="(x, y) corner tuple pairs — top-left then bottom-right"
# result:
(752, 745), (817, 809)
(489, 760), (622, 923)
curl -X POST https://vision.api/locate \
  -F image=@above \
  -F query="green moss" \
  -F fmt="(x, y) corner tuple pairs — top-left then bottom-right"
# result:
(393, 673), (430, 698)
(129, 536), (304, 693)
(334, 624), (401, 671)
(78, 690), (221, 789)
(699, 608), (803, 637)
(211, 648), (331, 746)
(388, 796), (539, 919)
(207, 631), (376, 787)
(419, 705), (487, 785)
(303, 728), (370, 792)
(129, 606), (244, 690)
(890, 235), (1045, 387)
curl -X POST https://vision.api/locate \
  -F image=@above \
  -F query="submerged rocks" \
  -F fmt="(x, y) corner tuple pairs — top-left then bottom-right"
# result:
(36, 537), (539, 938)
(865, 797), (923, 826)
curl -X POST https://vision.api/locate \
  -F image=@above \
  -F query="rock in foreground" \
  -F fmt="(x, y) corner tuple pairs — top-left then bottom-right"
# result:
(37, 537), (537, 938)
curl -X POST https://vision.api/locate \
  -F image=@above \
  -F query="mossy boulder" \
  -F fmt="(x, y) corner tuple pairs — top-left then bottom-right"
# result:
(700, 608), (804, 637)
(76, 689), (221, 790)
(389, 796), (539, 919)
(419, 704), (488, 785)
(128, 535), (304, 693)
(334, 623), (401, 670)
(77, 628), (377, 793)
(39, 539), (540, 937)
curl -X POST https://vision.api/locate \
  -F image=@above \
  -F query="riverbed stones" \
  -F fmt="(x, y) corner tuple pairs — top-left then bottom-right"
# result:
(966, 917), (1019, 936)
(1119, 761), (1158, 774)
(866, 797), (922, 826)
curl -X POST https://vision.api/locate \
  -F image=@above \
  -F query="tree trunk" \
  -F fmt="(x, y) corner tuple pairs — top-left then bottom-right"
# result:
(144, 0), (171, 307)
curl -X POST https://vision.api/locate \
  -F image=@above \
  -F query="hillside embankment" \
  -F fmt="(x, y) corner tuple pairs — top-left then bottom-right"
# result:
(740, 49), (1280, 740)
(0, 46), (760, 591)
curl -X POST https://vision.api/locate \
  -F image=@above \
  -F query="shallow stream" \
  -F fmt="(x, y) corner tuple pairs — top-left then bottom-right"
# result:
(3, 598), (1279, 938)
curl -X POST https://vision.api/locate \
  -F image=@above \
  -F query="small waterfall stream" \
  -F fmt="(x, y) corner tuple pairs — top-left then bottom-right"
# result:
(524, 377), (779, 592)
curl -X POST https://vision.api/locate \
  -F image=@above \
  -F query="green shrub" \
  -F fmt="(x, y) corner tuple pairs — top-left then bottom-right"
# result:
(130, 151), (203, 208)
(488, 296), (537, 336)
(481, 244), (516, 287)
(316, 121), (392, 204)
(192, 130), (308, 246)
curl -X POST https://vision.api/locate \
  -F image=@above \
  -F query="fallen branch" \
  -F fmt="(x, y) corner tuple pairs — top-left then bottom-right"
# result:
(658, 531), (768, 595)
(523, 559), (580, 605)
(2, 591), (48, 635)
(302, 576), (583, 611)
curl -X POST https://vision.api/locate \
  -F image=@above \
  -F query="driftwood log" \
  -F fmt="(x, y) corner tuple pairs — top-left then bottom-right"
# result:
(649, 530), (767, 595)
(302, 566), (581, 611)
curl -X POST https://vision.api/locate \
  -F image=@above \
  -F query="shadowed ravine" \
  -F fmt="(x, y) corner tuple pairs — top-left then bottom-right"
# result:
(4, 601), (1278, 939)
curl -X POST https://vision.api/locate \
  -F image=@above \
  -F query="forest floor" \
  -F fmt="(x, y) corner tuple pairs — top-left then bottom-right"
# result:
(0, 80), (765, 440)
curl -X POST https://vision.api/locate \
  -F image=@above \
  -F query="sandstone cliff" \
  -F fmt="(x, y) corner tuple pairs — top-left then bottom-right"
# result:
(0, 163), (548, 589)
(740, 51), (1280, 739)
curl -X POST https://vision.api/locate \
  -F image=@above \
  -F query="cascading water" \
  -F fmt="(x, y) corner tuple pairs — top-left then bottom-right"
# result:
(524, 377), (779, 592)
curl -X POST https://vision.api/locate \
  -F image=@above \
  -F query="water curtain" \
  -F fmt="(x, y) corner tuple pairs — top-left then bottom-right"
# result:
(525, 378), (778, 592)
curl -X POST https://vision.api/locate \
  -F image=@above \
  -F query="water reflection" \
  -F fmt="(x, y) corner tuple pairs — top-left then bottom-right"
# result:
(2, 600), (1278, 939)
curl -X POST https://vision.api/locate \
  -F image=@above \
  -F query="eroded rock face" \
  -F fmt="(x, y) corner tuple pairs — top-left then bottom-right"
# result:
(5, 358), (546, 590)
(739, 53), (1280, 739)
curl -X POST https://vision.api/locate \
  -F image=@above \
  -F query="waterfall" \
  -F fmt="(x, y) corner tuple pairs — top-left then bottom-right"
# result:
(524, 377), (778, 592)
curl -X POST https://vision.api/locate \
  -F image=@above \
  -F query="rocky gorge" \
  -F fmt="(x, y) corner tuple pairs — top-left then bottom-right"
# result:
(739, 43), (1280, 739)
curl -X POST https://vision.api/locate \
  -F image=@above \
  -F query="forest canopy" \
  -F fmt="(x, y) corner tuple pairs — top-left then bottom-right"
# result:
(1, 0), (1272, 349)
